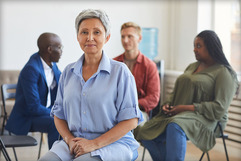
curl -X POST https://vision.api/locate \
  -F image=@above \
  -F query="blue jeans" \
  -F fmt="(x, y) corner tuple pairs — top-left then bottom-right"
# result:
(141, 123), (187, 161)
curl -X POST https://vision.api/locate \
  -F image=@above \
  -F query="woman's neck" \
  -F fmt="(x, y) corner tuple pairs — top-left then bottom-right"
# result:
(194, 61), (216, 74)
(84, 53), (102, 67)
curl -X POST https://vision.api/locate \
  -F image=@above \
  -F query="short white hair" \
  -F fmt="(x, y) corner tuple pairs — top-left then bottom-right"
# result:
(75, 9), (111, 37)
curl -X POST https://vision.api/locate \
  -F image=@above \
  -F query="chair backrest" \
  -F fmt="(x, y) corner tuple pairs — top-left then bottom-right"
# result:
(154, 60), (165, 105)
(0, 70), (20, 98)
(151, 60), (164, 117)
(1, 84), (17, 134)
(1, 84), (17, 109)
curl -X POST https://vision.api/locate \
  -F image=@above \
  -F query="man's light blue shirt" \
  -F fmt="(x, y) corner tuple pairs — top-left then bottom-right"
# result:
(50, 52), (143, 161)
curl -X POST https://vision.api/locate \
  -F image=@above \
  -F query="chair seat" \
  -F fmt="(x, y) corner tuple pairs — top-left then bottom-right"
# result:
(1, 135), (37, 148)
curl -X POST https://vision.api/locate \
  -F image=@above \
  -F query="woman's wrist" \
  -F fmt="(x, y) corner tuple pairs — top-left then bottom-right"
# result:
(64, 136), (69, 144)
(64, 136), (74, 145)
(92, 137), (102, 150)
(184, 105), (195, 111)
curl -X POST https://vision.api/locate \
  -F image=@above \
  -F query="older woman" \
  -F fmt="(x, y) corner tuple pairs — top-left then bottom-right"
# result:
(39, 9), (143, 161)
(135, 30), (239, 161)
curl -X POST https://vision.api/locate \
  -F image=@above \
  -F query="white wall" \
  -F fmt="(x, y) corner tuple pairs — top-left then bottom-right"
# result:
(167, 1), (197, 70)
(0, 0), (198, 71)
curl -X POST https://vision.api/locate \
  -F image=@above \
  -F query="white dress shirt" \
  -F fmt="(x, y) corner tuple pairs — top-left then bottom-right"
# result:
(40, 57), (56, 107)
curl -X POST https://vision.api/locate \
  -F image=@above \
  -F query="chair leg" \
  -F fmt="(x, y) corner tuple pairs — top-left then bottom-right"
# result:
(206, 152), (210, 161)
(0, 138), (12, 161)
(199, 152), (210, 161)
(141, 148), (146, 161)
(38, 133), (43, 159)
(199, 152), (205, 161)
(8, 132), (18, 161)
(219, 122), (229, 161)
(12, 147), (18, 161)
(1, 148), (12, 161)
(221, 135), (229, 161)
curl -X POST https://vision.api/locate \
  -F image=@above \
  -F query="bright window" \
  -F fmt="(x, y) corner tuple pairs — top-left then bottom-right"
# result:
(214, 0), (240, 77)
(198, 0), (240, 79)
(230, 1), (241, 77)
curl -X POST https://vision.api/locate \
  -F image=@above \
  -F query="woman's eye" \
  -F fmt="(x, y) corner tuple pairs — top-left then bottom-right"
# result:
(81, 31), (88, 34)
(194, 44), (201, 48)
(94, 31), (100, 34)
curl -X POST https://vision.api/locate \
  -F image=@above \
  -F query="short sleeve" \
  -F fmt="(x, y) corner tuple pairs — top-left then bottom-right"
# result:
(50, 72), (65, 120)
(115, 67), (144, 125)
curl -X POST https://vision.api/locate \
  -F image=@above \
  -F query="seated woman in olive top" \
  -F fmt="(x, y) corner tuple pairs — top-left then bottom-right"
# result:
(134, 30), (239, 161)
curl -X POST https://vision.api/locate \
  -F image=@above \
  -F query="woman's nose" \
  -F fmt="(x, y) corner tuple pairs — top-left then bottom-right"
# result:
(87, 33), (94, 41)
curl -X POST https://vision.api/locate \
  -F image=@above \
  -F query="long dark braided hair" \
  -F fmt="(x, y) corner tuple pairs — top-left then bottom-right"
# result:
(196, 30), (230, 67)
(197, 30), (239, 94)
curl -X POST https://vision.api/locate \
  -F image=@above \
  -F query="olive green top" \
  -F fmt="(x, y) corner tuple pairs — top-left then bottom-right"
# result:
(135, 62), (239, 152)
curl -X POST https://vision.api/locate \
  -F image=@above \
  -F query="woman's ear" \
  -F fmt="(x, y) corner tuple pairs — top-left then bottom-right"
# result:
(105, 34), (111, 44)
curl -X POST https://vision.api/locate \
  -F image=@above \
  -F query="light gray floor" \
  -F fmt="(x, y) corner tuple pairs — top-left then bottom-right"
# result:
(1, 133), (241, 161)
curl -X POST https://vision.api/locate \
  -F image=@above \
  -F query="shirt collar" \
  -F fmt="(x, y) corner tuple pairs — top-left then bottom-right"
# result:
(72, 51), (111, 76)
(40, 57), (52, 70)
(135, 51), (143, 64)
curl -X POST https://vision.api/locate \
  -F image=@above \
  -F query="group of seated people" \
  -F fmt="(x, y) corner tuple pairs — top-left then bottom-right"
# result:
(4, 9), (239, 161)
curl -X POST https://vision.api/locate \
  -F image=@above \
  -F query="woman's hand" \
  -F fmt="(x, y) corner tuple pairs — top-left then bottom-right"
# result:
(162, 105), (195, 116)
(162, 104), (171, 114)
(67, 139), (76, 154)
(69, 118), (138, 158)
(70, 138), (97, 158)
(166, 105), (184, 116)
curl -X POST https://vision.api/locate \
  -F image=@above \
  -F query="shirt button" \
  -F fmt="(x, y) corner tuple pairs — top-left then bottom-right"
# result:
(83, 111), (86, 114)
(83, 93), (85, 96)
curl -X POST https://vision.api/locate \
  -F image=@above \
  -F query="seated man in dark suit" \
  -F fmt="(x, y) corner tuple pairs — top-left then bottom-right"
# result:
(6, 32), (63, 149)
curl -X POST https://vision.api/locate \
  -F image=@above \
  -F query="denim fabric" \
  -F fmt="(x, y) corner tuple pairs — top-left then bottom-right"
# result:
(141, 122), (187, 161)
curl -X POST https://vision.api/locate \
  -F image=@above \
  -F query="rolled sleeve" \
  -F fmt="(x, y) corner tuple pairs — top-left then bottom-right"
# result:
(50, 73), (65, 120)
(193, 103), (201, 113)
(50, 103), (65, 119)
(115, 67), (144, 125)
(117, 104), (143, 125)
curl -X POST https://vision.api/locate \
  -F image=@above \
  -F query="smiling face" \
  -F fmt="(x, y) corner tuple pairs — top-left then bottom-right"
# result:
(77, 18), (110, 56)
(121, 27), (141, 54)
(193, 37), (213, 63)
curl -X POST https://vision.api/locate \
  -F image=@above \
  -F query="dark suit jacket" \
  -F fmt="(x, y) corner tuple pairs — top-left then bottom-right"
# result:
(6, 52), (61, 135)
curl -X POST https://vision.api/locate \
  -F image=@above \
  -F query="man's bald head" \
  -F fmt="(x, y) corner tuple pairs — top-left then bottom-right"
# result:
(37, 32), (60, 52)
(37, 32), (63, 66)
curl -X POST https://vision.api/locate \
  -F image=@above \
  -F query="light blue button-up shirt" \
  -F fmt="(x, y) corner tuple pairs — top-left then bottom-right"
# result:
(50, 51), (143, 161)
